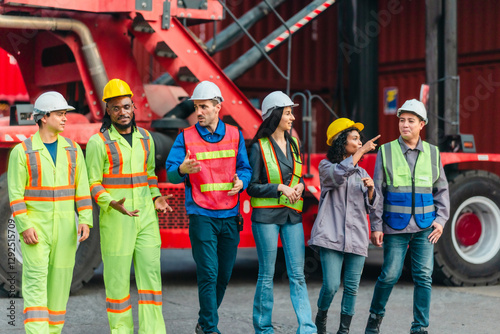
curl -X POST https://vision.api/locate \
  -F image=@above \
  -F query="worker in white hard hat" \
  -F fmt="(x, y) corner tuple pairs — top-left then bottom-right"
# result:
(247, 91), (317, 334)
(165, 81), (252, 334)
(364, 99), (450, 334)
(8, 91), (92, 334)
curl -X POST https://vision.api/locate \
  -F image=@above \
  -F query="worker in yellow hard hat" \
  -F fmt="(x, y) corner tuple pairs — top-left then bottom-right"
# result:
(86, 78), (172, 334)
(8, 91), (93, 334)
(309, 118), (380, 334)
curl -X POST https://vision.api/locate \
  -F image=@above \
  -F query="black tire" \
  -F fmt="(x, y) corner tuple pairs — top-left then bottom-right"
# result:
(433, 170), (500, 286)
(0, 173), (102, 296)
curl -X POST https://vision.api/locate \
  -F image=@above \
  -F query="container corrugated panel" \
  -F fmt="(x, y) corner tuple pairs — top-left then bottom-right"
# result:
(377, 0), (425, 66)
(378, 69), (426, 145)
(456, 63), (500, 176)
(458, 0), (500, 56)
(0, 48), (29, 104)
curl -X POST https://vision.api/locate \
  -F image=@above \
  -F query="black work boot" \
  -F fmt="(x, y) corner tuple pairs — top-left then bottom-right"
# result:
(336, 313), (352, 334)
(365, 313), (383, 334)
(410, 329), (428, 334)
(315, 309), (328, 334)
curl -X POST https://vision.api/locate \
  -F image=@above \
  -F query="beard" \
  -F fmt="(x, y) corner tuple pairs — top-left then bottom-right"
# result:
(112, 118), (132, 131)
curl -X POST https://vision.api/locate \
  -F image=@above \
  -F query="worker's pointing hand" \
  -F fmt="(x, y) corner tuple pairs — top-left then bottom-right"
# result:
(360, 134), (381, 154)
(228, 174), (243, 196)
(179, 150), (201, 175)
(110, 197), (140, 217)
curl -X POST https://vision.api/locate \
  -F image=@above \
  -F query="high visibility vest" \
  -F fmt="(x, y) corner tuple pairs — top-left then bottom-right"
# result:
(8, 131), (92, 234)
(183, 123), (239, 210)
(381, 139), (440, 230)
(250, 137), (303, 212)
(89, 127), (160, 204)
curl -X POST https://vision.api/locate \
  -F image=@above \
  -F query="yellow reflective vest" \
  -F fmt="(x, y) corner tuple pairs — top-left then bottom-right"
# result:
(8, 131), (93, 234)
(250, 137), (303, 212)
(85, 126), (161, 237)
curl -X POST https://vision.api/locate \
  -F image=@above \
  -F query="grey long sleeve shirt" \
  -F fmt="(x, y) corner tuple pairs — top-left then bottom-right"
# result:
(369, 136), (450, 234)
(308, 156), (379, 257)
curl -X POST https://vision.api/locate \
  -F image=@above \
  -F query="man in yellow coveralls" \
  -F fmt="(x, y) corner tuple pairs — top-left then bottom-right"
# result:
(86, 78), (172, 333)
(8, 91), (93, 334)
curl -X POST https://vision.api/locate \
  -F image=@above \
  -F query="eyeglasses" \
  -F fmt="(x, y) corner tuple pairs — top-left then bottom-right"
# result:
(109, 103), (135, 113)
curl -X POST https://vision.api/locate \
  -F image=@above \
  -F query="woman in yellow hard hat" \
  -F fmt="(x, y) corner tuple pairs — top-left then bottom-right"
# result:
(308, 118), (381, 334)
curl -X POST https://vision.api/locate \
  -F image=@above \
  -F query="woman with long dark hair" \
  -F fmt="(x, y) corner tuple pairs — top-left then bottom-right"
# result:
(247, 91), (317, 334)
(308, 118), (380, 334)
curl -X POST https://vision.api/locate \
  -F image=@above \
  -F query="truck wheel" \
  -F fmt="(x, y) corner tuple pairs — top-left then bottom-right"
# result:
(433, 170), (500, 286)
(0, 173), (102, 296)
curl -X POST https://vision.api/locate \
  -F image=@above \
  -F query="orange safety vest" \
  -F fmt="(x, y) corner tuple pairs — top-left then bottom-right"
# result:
(183, 123), (239, 210)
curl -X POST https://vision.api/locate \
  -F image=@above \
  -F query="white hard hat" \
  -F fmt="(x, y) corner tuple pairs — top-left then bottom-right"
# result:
(261, 91), (298, 121)
(190, 81), (224, 102)
(33, 91), (74, 122)
(397, 99), (428, 124)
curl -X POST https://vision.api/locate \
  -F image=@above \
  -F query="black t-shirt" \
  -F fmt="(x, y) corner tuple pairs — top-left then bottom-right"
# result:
(120, 132), (133, 147)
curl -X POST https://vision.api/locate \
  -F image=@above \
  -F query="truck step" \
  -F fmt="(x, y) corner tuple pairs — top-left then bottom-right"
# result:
(156, 42), (177, 58)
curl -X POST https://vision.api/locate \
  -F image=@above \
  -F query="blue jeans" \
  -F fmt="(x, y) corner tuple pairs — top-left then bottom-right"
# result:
(189, 215), (240, 334)
(252, 222), (317, 334)
(369, 228), (434, 332)
(317, 248), (365, 316)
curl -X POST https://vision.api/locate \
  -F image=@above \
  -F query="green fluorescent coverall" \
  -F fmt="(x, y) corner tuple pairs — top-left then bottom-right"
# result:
(86, 125), (165, 334)
(8, 131), (93, 334)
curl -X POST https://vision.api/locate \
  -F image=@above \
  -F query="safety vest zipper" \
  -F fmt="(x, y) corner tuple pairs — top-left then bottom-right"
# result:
(411, 153), (420, 217)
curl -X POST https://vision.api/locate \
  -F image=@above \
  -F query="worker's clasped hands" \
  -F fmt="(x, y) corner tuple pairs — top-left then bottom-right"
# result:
(278, 183), (304, 204)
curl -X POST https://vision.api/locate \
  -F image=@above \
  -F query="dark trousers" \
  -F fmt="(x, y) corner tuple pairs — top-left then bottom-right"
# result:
(189, 214), (240, 334)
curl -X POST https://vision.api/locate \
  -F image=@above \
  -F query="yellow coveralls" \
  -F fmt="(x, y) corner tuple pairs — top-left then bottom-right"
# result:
(86, 125), (165, 334)
(8, 131), (93, 334)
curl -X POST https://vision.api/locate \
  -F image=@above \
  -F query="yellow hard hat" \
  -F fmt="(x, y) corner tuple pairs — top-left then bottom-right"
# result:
(102, 78), (133, 102)
(326, 118), (364, 146)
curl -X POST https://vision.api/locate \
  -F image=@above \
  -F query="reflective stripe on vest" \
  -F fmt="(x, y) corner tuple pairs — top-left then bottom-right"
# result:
(24, 306), (49, 324)
(381, 139), (440, 229)
(19, 137), (77, 202)
(183, 124), (240, 210)
(99, 128), (151, 188)
(106, 295), (132, 314)
(250, 137), (303, 212)
(138, 290), (162, 305)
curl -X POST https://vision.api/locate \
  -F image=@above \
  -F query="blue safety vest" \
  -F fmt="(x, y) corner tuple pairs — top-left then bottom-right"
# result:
(381, 139), (440, 230)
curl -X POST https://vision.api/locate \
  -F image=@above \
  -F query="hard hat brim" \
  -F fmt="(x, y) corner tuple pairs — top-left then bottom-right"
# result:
(326, 122), (364, 146)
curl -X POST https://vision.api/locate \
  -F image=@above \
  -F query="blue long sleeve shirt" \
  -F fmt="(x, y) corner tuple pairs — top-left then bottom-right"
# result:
(165, 120), (252, 218)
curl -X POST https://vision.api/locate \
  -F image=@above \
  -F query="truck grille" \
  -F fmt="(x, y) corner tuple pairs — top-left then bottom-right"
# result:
(158, 186), (189, 229)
